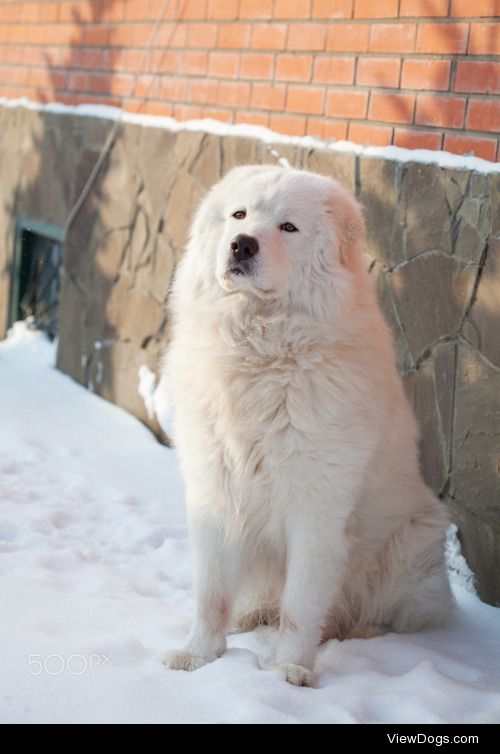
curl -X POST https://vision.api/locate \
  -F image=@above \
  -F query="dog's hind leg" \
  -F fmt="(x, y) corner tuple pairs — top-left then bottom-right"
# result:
(389, 558), (454, 634)
(375, 513), (455, 635)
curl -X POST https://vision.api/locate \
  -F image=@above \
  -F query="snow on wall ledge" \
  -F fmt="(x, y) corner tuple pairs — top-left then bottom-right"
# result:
(0, 97), (499, 606)
(2, 97), (500, 174)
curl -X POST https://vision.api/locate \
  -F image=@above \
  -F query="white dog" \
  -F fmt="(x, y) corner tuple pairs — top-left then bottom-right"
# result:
(162, 165), (453, 687)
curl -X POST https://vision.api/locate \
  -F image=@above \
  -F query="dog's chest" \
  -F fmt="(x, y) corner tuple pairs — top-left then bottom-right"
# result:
(208, 337), (339, 513)
(173, 318), (353, 530)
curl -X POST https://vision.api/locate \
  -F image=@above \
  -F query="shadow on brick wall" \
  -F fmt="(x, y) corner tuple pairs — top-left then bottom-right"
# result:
(39, 0), (123, 108)
(1, 1), (202, 441)
(2, 1), (117, 390)
(368, 4), (466, 135)
(0, 0), (173, 437)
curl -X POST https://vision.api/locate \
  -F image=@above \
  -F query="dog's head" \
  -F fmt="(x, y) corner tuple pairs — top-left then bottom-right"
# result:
(176, 165), (365, 320)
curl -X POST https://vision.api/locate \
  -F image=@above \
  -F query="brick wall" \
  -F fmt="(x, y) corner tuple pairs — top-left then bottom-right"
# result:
(0, 1), (498, 160)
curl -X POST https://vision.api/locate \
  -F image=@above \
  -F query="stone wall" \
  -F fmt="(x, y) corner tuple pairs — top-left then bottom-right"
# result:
(0, 104), (498, 604)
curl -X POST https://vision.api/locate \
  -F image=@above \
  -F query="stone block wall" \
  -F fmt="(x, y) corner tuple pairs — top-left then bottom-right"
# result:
(0, 103), (498, 604)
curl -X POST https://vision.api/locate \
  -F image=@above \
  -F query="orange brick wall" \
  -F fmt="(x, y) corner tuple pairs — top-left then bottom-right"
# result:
(0, 0), (499, 160)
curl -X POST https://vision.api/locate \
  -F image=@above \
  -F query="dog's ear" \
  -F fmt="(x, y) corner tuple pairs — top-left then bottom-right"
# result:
(325, 184), (365, 270)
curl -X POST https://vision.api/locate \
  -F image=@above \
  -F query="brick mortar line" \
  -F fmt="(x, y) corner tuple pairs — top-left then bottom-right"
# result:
(1, 17), (499, 24)
(465, 13), (473, 54)
(2, 56), (499, 72)
(3, 63), (499, 98)
(397, 50), (404, 88)
(1, 34), (499, 52)
(0, 65), (495, 87)
(4, 43), (500, 56)
(463, 94), (472, 134)
(0, 0), (494, 8)
(2, 44), (499, 62)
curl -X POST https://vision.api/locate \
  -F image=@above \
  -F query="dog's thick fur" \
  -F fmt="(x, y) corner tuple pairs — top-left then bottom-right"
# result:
(162, 165), (453, 686)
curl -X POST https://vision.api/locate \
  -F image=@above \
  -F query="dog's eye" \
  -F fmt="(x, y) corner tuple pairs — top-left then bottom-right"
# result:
(280, 222), (299, 233)
(232, 210), (246, 220)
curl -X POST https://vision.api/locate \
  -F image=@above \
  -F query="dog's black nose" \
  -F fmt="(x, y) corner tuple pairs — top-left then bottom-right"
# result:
(230, 234), (259, 262)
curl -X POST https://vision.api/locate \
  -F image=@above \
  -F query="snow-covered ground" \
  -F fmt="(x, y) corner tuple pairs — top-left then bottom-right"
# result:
(1, 324), (499, 724)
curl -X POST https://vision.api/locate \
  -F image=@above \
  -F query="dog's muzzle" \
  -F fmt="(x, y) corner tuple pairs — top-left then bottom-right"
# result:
(227, 234), (259, 277)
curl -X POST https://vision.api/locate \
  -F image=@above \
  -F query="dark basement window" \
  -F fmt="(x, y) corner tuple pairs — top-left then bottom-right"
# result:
(9, 220), (64, 341)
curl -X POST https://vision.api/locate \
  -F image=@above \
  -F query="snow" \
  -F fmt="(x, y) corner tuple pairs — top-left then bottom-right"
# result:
(137, 365), (157, 422)
(137, 364), (173, 439)
(1, 322), (500, 724)
(2, 96), (500, 175)
(445, 524), (477, 596)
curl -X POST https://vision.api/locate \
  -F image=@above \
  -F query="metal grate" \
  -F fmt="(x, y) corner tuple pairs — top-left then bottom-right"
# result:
(9, 222), (64, 341)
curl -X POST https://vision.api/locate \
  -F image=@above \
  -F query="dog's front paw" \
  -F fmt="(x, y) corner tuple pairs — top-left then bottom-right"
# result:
(275, 662), (316, 687)
(162, 649), (207, 672)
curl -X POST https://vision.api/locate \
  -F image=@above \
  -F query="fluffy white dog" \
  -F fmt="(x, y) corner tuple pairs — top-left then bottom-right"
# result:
(162, 165), (453, 687)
